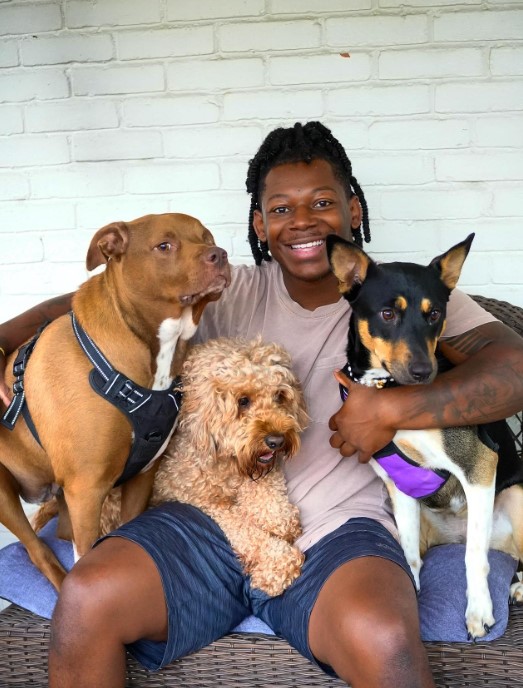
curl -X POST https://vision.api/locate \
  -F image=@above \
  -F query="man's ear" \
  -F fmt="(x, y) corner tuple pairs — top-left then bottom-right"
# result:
(349, 195), (362, 230)
(253, 209), (267, 243)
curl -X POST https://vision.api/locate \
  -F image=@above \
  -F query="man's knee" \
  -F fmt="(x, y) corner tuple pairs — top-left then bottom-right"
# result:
(49, 554), (131, 688)
(323, 609), (430, 686)
(51, 538), (168, 647)
(51, 559), (114, 645)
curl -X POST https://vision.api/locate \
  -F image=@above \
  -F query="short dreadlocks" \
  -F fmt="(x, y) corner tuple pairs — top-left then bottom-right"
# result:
(245, 121), (371, 265)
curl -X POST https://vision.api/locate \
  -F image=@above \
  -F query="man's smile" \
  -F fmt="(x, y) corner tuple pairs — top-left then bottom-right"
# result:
(290, 239), (324, 250)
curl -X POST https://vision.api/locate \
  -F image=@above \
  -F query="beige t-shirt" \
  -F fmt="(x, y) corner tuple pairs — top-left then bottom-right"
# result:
(195, 262), (496, 551)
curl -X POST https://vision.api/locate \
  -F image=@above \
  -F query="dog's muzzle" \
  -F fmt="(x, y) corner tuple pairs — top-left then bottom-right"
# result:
(257, 434), (285, 464)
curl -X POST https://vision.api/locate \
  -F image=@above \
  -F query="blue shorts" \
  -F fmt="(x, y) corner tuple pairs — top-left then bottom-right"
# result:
(103, 502), (413, 673)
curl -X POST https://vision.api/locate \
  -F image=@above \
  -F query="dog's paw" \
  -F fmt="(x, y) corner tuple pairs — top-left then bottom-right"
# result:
(465, 596), (495, 640)
(509, 576), (523, 604)
(276, 505), (302, 543)
(249, 542), (304, 597)
(255, 502), (302, 543)
(410, 563), (421, 593)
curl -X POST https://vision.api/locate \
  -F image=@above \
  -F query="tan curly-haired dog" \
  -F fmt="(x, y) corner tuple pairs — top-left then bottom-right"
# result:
(99, 336), (308, 596)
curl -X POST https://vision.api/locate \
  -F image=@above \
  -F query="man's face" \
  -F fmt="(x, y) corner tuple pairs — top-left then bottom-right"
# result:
(253, 159), (360, 286)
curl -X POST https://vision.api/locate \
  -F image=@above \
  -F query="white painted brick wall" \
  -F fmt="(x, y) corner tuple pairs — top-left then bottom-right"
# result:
(20, 33), (114, 65)
(165, 0), (265, 22)
(0, 0), (522, 326)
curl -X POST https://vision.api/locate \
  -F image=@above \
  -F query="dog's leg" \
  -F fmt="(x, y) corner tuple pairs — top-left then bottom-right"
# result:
(56, 492), (73, 540)
(370, 459), (422, 589)
(461, 479), (496, 639)
(64, 481), (113, 563)
(511, 572), (523, 603)
(235, 471), (302, 543)
(120, 465), (158, 526)
(0, 465), (67, 590)
(490, 485), (523, 602)
(215, 507), (304, 597)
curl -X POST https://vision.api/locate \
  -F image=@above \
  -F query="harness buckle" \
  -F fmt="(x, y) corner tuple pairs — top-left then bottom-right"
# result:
(13, 360), (25, 377)
(118, 381), (136, 401)
(12, 379), (24, 395)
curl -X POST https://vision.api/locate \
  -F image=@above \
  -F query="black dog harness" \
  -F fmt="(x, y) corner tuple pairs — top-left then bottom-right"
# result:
(1, 312), (183, 487)
(1, 322), (50, 444)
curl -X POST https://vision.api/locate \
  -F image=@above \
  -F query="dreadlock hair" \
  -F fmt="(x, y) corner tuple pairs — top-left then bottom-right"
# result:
(246, 121), (371, 265)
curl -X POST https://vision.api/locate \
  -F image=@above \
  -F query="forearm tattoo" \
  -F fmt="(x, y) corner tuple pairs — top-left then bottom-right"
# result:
(443, 328), (491, 358)
(404, 326), (523, 427)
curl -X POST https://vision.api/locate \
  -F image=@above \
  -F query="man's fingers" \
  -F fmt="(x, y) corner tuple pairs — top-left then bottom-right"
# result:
(0, 384), (11, 408)
(329, 432), (357, 457)
(329, 431), (341, 448)
(333, 369), (351, 389)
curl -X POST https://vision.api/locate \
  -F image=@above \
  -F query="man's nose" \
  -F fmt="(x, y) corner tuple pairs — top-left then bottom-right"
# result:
(290, 204), (315, 229)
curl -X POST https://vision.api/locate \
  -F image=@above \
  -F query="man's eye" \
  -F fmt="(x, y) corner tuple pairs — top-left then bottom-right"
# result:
(315, 199), (333, 208)
(156, 242), (172, 252)
(272, 206), (289, 214)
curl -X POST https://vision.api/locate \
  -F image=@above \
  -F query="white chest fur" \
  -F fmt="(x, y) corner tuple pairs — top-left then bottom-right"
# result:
(154, 308), (197, 390)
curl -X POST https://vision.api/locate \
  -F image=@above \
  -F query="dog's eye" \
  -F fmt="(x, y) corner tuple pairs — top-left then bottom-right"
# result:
(274, 390), (286, 405)
(380, 309), (395, 322)
(156, 242), (172, 252)
(429, 308), (442, 323)
(238, 396), (251, 409)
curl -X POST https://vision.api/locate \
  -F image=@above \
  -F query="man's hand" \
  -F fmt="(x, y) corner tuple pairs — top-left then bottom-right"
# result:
(328, 370), (396, 463)
(0, 352), (10, 408)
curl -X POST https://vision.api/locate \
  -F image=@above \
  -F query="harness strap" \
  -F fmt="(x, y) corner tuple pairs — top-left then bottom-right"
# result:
(71, 312), (116, 383)
(1, 313), (183, 488)
(1, 323), (49, 444)
(72, 313), (183, 487)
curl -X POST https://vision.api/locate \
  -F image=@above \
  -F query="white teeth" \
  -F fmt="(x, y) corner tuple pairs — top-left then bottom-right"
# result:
(291, 240), (324, 250)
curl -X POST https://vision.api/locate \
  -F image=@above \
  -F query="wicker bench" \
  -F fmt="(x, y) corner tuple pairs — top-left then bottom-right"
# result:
(0, 294), (522, 688)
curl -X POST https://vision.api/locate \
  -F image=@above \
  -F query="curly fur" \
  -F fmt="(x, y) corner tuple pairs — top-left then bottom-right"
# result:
(99, 336), (308, 596)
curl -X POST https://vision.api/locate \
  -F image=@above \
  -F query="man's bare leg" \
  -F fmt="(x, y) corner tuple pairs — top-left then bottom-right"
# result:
(49, 537), (168, 688)
(309, 556), (435, 688)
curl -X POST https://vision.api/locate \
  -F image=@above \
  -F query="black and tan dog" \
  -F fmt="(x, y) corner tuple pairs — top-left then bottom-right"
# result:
(326, 233), (523, 640)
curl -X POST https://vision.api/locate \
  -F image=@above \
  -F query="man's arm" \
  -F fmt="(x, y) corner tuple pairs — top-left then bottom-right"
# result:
(0, 292), (74, 406)
(329, 321), (523, 462)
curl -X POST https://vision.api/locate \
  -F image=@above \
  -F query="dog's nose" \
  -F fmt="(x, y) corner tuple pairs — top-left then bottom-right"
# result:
(264, 434), (285, 450)
(409, 362), (433, 383)
(205, 247), (228, 267)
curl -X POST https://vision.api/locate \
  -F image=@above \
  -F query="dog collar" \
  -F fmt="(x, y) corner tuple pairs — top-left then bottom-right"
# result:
(339, 361), (394, 396)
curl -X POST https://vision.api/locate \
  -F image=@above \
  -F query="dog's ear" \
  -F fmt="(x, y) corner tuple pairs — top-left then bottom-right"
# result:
(429, 233), (475, 291)
(325, 234), (372, 298)
(86, 222), (129, 270)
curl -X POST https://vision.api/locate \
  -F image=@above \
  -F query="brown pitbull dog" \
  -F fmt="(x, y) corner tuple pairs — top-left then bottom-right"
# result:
(0, 213), (230, 590)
